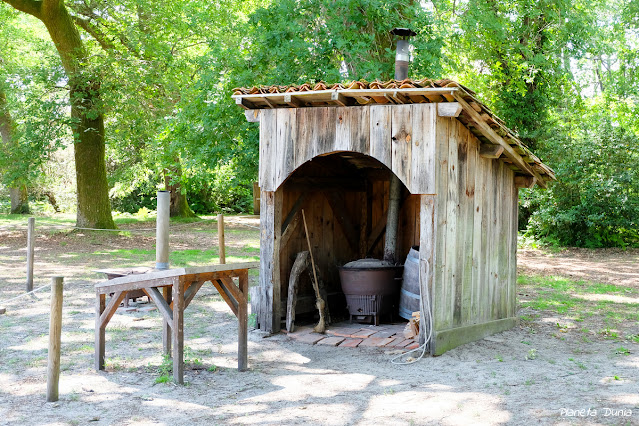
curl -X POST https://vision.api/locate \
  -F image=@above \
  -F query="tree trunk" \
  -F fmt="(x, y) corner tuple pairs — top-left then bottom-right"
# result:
(3, 0), (115, 229)
(0, 83), (30, 214)
(10, 186), (30, 214)
(163, 166), (196, 218)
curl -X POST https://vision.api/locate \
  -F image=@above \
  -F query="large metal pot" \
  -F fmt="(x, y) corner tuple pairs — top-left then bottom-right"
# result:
(339, 259), (403, 325)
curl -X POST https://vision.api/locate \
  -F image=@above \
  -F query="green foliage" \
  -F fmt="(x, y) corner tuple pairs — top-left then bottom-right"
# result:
(524, 105), (639, 247)
(2, 0), (639, 245)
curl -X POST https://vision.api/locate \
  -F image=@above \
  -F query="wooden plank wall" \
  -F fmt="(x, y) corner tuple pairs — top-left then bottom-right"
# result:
(261, 104), (437, 195)
(431, 117), (518, 333)
(276, 168), (421, 321)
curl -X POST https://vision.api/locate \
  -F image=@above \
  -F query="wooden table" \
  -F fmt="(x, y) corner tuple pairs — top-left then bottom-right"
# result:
(95, 263), (259, 384)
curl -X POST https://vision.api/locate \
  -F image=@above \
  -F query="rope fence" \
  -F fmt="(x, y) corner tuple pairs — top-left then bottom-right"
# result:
(0, 215), (261, 233)
(0, 213), (260, 312)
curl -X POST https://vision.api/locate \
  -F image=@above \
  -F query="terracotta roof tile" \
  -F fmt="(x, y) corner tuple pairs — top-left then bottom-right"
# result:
(232, 78), (555, 184)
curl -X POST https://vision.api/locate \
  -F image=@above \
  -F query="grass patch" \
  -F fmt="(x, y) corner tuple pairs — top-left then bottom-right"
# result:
(519, 274), (639, 338)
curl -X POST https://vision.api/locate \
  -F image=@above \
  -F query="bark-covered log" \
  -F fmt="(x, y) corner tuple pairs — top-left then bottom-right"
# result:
(3, 0), (115, 229)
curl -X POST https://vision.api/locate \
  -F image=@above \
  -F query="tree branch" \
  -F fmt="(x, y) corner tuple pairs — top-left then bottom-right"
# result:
(1, 0), (42, 19)
(72, 16), (115, 50)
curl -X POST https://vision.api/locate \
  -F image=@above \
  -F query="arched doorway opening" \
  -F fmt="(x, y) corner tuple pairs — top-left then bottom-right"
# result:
(275, 151), (421, 323)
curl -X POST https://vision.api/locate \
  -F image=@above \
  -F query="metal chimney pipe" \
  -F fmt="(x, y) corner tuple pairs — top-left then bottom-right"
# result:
(383, 28), (416, 264)
(395, 39), (410, 80)
(391, 28), (416, 80)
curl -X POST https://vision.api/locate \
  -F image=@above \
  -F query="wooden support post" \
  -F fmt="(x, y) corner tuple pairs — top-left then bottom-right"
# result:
(238, 270), (249, 371)
(95, 293), (105, 370)
(218, 214), (226, 264)
(162, 286), (172, 356)
(26, 217), (35, 292)
(172, 277), (185, 384)
(47, 276), (63, 402)
(419, 196), (436, 348)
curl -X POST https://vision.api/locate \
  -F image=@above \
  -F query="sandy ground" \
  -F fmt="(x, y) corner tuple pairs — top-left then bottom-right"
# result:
(519, 248), (639, 289)
(0, 219), (637, 425)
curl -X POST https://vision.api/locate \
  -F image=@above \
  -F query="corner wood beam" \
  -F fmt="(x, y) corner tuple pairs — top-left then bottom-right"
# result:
(515, 175), (537, 189)
(244, 110), (260, 122)
(235, 97), (256, 110)
(331, 91), (354, 106)
(453, 93), (546, 188)
(479, 144), (504, 159)
(437, 102), (462, 117)
(284, 94), (303, 108)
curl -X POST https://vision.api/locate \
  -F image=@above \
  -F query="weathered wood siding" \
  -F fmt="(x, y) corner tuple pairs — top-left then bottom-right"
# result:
(258, 104), (518, 348)
(430, 117), (518, 354)
(260, 104), (437, 195)
(273, 168), (421, 328)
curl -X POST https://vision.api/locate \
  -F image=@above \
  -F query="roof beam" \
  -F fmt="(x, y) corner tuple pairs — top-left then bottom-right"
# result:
(437, 102), (462, 117)
(284, 94), (303, 108)
(479, 143), (504, 159)
(453, 92), (546, 188)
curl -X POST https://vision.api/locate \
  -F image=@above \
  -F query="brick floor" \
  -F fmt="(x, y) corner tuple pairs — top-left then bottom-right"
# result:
(392, 339), (414, 348)
(338, 338), (363, 348)
(351, 329), (378, 338)
(293, 333), (326, 345)
(317, 336), (345, 346)
(286, 321), (417, 352)
(367, 330), (395, 339)
(325, 327), (359, 337)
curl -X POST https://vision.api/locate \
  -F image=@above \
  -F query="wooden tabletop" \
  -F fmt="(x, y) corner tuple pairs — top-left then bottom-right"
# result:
(95, 262), (259, 294)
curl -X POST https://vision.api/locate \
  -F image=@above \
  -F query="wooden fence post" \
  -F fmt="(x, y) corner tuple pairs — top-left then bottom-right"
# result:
(26, 217), (35, 292)
(217, 214), (226, 264)
(47, 276), (64, 402)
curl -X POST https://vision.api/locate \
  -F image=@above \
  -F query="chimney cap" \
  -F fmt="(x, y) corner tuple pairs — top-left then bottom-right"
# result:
(390, 28), (417, 38)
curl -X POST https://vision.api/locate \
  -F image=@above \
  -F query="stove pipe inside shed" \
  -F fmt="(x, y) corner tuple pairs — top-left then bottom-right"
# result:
(383, 28), (417, 263)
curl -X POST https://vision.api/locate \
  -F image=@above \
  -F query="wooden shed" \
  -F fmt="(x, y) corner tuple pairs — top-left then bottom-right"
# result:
(233, 79), (555, 355)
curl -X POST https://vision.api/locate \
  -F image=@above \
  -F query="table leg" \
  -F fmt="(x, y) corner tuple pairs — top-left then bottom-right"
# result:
(95, 293), (106, 370)
(238, 271), (248, 371)
(172, 278), (185, 384)
(163, 286), (172, 356)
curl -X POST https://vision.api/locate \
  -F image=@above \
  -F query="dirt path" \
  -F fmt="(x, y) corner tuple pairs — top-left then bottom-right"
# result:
(519, 248), (639, 289)
(0, 221), (638, 425)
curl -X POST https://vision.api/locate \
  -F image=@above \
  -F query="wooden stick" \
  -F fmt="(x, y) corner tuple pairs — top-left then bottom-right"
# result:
(218, 214), (226, 264)
(238, 270), (249, 371)
(26, 217), (35, 292)
(47, 276), (63, 402)
(301, 210), (325, 333)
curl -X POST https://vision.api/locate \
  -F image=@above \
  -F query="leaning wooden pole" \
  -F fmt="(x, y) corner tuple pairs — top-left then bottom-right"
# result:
(47, 276), (64, 402)
(301, 210), (326, 333)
